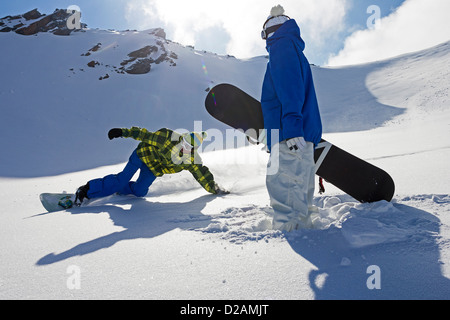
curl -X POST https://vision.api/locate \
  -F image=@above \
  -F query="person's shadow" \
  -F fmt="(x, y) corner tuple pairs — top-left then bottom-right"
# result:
(36, 194), (214, 266)
(286, 197), (450, 299)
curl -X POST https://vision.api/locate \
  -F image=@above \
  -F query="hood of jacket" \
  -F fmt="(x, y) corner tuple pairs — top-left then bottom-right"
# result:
(266, 19), (305, 53)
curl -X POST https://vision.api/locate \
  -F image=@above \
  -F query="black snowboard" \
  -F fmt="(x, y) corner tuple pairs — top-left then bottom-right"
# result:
(205, 83), (395, 203)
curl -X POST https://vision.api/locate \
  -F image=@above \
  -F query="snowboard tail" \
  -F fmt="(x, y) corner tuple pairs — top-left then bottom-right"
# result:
(205, 83), (395, 203)
(314, 140), (395, 203)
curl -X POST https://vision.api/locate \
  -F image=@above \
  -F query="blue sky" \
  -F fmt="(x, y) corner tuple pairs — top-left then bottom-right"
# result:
(1, 0), (448, 66)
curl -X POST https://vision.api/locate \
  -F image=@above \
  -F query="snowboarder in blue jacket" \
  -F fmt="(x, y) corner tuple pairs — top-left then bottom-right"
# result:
(261, 5), (322, 231)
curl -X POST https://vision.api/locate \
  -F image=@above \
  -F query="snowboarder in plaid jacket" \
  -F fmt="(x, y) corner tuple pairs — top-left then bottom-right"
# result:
(75, 127), (227, 205)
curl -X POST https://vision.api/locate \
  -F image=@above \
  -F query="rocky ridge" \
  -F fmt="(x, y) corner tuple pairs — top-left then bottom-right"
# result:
(0, 8), (86, 36)
(1, 9), (178, 77)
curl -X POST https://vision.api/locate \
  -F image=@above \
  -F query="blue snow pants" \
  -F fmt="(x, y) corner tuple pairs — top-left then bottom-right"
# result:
(87, 149), (156, 199)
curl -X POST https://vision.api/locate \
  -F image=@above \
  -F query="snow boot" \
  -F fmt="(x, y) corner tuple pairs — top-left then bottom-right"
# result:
(74, 183), (90, 206)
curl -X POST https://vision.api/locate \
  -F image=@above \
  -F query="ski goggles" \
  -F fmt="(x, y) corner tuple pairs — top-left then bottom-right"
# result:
(261, 15), (290, 40)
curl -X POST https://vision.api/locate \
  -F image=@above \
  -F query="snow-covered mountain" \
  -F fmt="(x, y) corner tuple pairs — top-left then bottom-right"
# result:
(0, 9), (449, 300)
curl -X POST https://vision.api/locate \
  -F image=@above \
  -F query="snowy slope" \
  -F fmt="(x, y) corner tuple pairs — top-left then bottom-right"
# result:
(0, 20), (450, 300)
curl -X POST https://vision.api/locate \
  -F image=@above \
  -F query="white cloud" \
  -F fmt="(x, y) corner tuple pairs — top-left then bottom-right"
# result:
(125, 0), (348, 59)
(327, 0), (450, 66)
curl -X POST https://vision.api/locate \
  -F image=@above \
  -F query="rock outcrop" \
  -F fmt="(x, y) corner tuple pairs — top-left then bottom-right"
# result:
(0, 8), (86, 36)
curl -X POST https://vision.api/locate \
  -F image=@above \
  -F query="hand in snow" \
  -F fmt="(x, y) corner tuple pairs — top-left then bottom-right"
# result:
(286, 137), (306, 152)
(214, 184), (230, 195)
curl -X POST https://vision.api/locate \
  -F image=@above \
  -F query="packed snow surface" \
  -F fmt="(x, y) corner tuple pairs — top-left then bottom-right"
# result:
(0, 26), (449, 299)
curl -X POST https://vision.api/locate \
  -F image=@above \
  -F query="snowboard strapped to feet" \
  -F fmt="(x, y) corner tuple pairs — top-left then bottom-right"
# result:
(205, 83), (395, 203)
(39, 193), (76, 212)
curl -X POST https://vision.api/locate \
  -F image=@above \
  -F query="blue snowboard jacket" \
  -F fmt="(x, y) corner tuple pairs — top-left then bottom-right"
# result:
(261, 19), (322, 150)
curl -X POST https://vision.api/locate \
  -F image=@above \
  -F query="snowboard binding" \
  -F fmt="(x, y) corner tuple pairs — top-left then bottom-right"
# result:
(58, 195), (74, 209)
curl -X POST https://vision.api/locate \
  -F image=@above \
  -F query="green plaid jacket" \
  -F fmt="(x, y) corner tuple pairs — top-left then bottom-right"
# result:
(121, 127), (217, 194)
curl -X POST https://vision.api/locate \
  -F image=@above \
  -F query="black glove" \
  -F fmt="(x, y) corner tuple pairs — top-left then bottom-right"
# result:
(108, 128), (123, 140)
(214, 183), (230, 195)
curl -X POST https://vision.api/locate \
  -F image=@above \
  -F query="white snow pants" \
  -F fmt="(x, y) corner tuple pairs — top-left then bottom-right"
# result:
(266, 141), (316, 231)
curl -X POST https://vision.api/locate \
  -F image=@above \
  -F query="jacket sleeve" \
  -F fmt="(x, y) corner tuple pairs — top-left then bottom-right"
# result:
(188, 164), (217, 194)
(121, 127), (153, 141)
(269, 38), (305, 140)
(121, 127), (170, 148)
